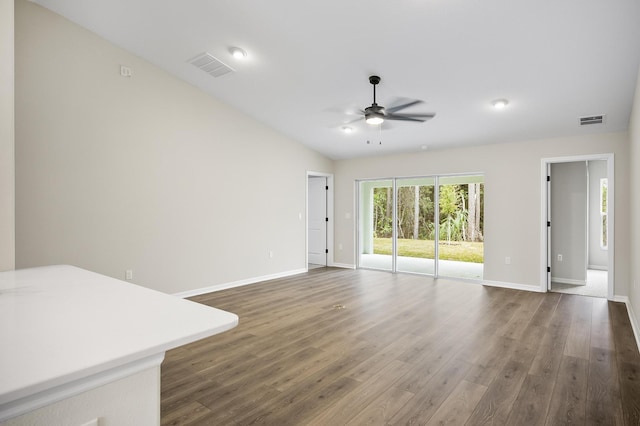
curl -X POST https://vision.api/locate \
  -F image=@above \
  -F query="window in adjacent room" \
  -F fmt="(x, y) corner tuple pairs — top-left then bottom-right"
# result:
(600, 178), (608, 249)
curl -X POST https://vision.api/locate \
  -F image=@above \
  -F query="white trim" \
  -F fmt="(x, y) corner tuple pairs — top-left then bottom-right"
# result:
(588, 265), (608, 271)
(612, 295), (629, 303)
(330, 262), (356, 269)
(607, 155), (615, 300)
(482, 280), (546, 293)
(626, 298), (640, 352)
(551, 277), (586, 286)
(173, 268), (307, 298)
(540, 153), (615, 299)
(0, 354), (163, 422)
(612, 296), (640, 353)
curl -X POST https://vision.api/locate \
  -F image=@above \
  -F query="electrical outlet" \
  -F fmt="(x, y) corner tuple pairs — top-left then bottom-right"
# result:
(125, 270), (133, 280)
(557, 254), (563, 262)
(120, 65), (132, 77)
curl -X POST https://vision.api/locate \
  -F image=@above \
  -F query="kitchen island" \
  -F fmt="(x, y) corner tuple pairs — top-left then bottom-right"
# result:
(0, 265), (238, 425)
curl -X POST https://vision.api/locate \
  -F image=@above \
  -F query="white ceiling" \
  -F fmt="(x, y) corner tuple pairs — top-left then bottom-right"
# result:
(32, 0), (640, 160)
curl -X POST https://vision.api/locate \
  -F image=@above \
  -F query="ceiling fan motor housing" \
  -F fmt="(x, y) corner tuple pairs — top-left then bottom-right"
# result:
(365, 104), (385, 121)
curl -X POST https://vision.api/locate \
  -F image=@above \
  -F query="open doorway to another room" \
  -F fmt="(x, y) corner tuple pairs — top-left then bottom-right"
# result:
(544, 156), (612, 298)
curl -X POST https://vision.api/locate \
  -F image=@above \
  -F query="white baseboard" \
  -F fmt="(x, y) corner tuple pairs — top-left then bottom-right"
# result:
(330, 263), (355, 269)
(482, 280), (545, 293)
(612, 295), (629, 304)
(173, 268), (307, 298)
(628, 299), (640, 354)
(588, 265), (608, 271)
(551, 277), (587, 286)
(612, 295), (640, 353)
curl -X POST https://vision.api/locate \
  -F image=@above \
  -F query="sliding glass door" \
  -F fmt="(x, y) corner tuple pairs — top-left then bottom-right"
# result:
(358, 179), (394, 271)
(396, 177), (436, 275)
(437, 175), (484, 280)
(357, 174), (484, 280)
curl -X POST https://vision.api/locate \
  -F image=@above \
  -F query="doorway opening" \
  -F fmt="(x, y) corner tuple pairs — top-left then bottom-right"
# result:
(307, 172), (334, 269)
(541, 155), (614, 299)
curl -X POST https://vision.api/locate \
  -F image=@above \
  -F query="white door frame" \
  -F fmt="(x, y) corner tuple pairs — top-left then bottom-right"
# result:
(540, 153), (614, 299)
(307, 171), (334, 268)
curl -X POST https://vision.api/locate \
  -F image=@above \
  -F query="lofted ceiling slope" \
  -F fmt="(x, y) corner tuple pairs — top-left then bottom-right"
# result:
(31, 0), (640, 159)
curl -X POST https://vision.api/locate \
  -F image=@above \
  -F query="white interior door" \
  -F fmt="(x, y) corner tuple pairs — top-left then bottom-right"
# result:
(308, 177), (327, 265)
(550, 162), (588, 287)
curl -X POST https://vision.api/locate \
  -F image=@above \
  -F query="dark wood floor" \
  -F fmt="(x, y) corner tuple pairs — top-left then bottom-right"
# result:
(161, 268), (640, 425)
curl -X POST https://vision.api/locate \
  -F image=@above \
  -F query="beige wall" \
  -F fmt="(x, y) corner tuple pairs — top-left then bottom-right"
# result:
(13, 0), (638, 307)
(334, 132), (630, 295)
(630, 67), (640, 327)
(15, 0), (332, 294)
(0, 0), (15, 272)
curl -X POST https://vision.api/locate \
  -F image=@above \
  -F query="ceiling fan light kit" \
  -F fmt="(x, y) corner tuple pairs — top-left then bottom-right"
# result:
(365, 114), (384, 125)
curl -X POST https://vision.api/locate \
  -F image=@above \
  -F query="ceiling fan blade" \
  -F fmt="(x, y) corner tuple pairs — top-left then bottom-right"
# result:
(342, 116), (365, 125)
(392, 112), (436, 118)
(385, 116), (425, 122)
(386, 99), (424, 113)
(323, 104), (365, 117)
(385, 112), (436, 122)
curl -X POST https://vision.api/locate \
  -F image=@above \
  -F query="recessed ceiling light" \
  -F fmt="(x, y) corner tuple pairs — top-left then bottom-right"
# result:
(491, 99), (509, 109)
(341, 126), (353, 134)
(229, 47), (247, 59)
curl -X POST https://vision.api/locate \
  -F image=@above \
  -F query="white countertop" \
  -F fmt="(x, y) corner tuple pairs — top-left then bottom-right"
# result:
(0, 265), (238, 417)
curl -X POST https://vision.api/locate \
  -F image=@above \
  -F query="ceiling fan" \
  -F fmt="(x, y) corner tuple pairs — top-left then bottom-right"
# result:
(358, 75), (436, 125)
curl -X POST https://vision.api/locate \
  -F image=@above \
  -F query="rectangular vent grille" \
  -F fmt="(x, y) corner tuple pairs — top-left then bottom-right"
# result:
(188, 53), (234, 78)
(579, 115), (605, 126)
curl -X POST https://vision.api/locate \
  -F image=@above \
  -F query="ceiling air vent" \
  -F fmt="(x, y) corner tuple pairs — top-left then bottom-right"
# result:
(188, 52), (234, 78)
(579, 115), (605, 126)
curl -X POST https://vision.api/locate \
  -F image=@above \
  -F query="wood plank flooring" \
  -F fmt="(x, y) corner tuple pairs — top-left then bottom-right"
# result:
(161, 268), (640, 425)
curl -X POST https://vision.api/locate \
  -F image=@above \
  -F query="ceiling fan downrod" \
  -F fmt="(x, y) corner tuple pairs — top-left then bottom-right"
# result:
(369, 75), (381, 105)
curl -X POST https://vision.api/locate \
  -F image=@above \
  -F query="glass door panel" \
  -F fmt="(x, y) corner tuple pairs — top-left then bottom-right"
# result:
(358, 180), (393, 271)
(437, 175), (484, 279)
(357, 174), (485, 280)
(396, 177), (436, 275)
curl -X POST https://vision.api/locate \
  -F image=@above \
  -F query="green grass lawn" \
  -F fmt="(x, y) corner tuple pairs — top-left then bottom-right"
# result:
(373, 238), (484, 263)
